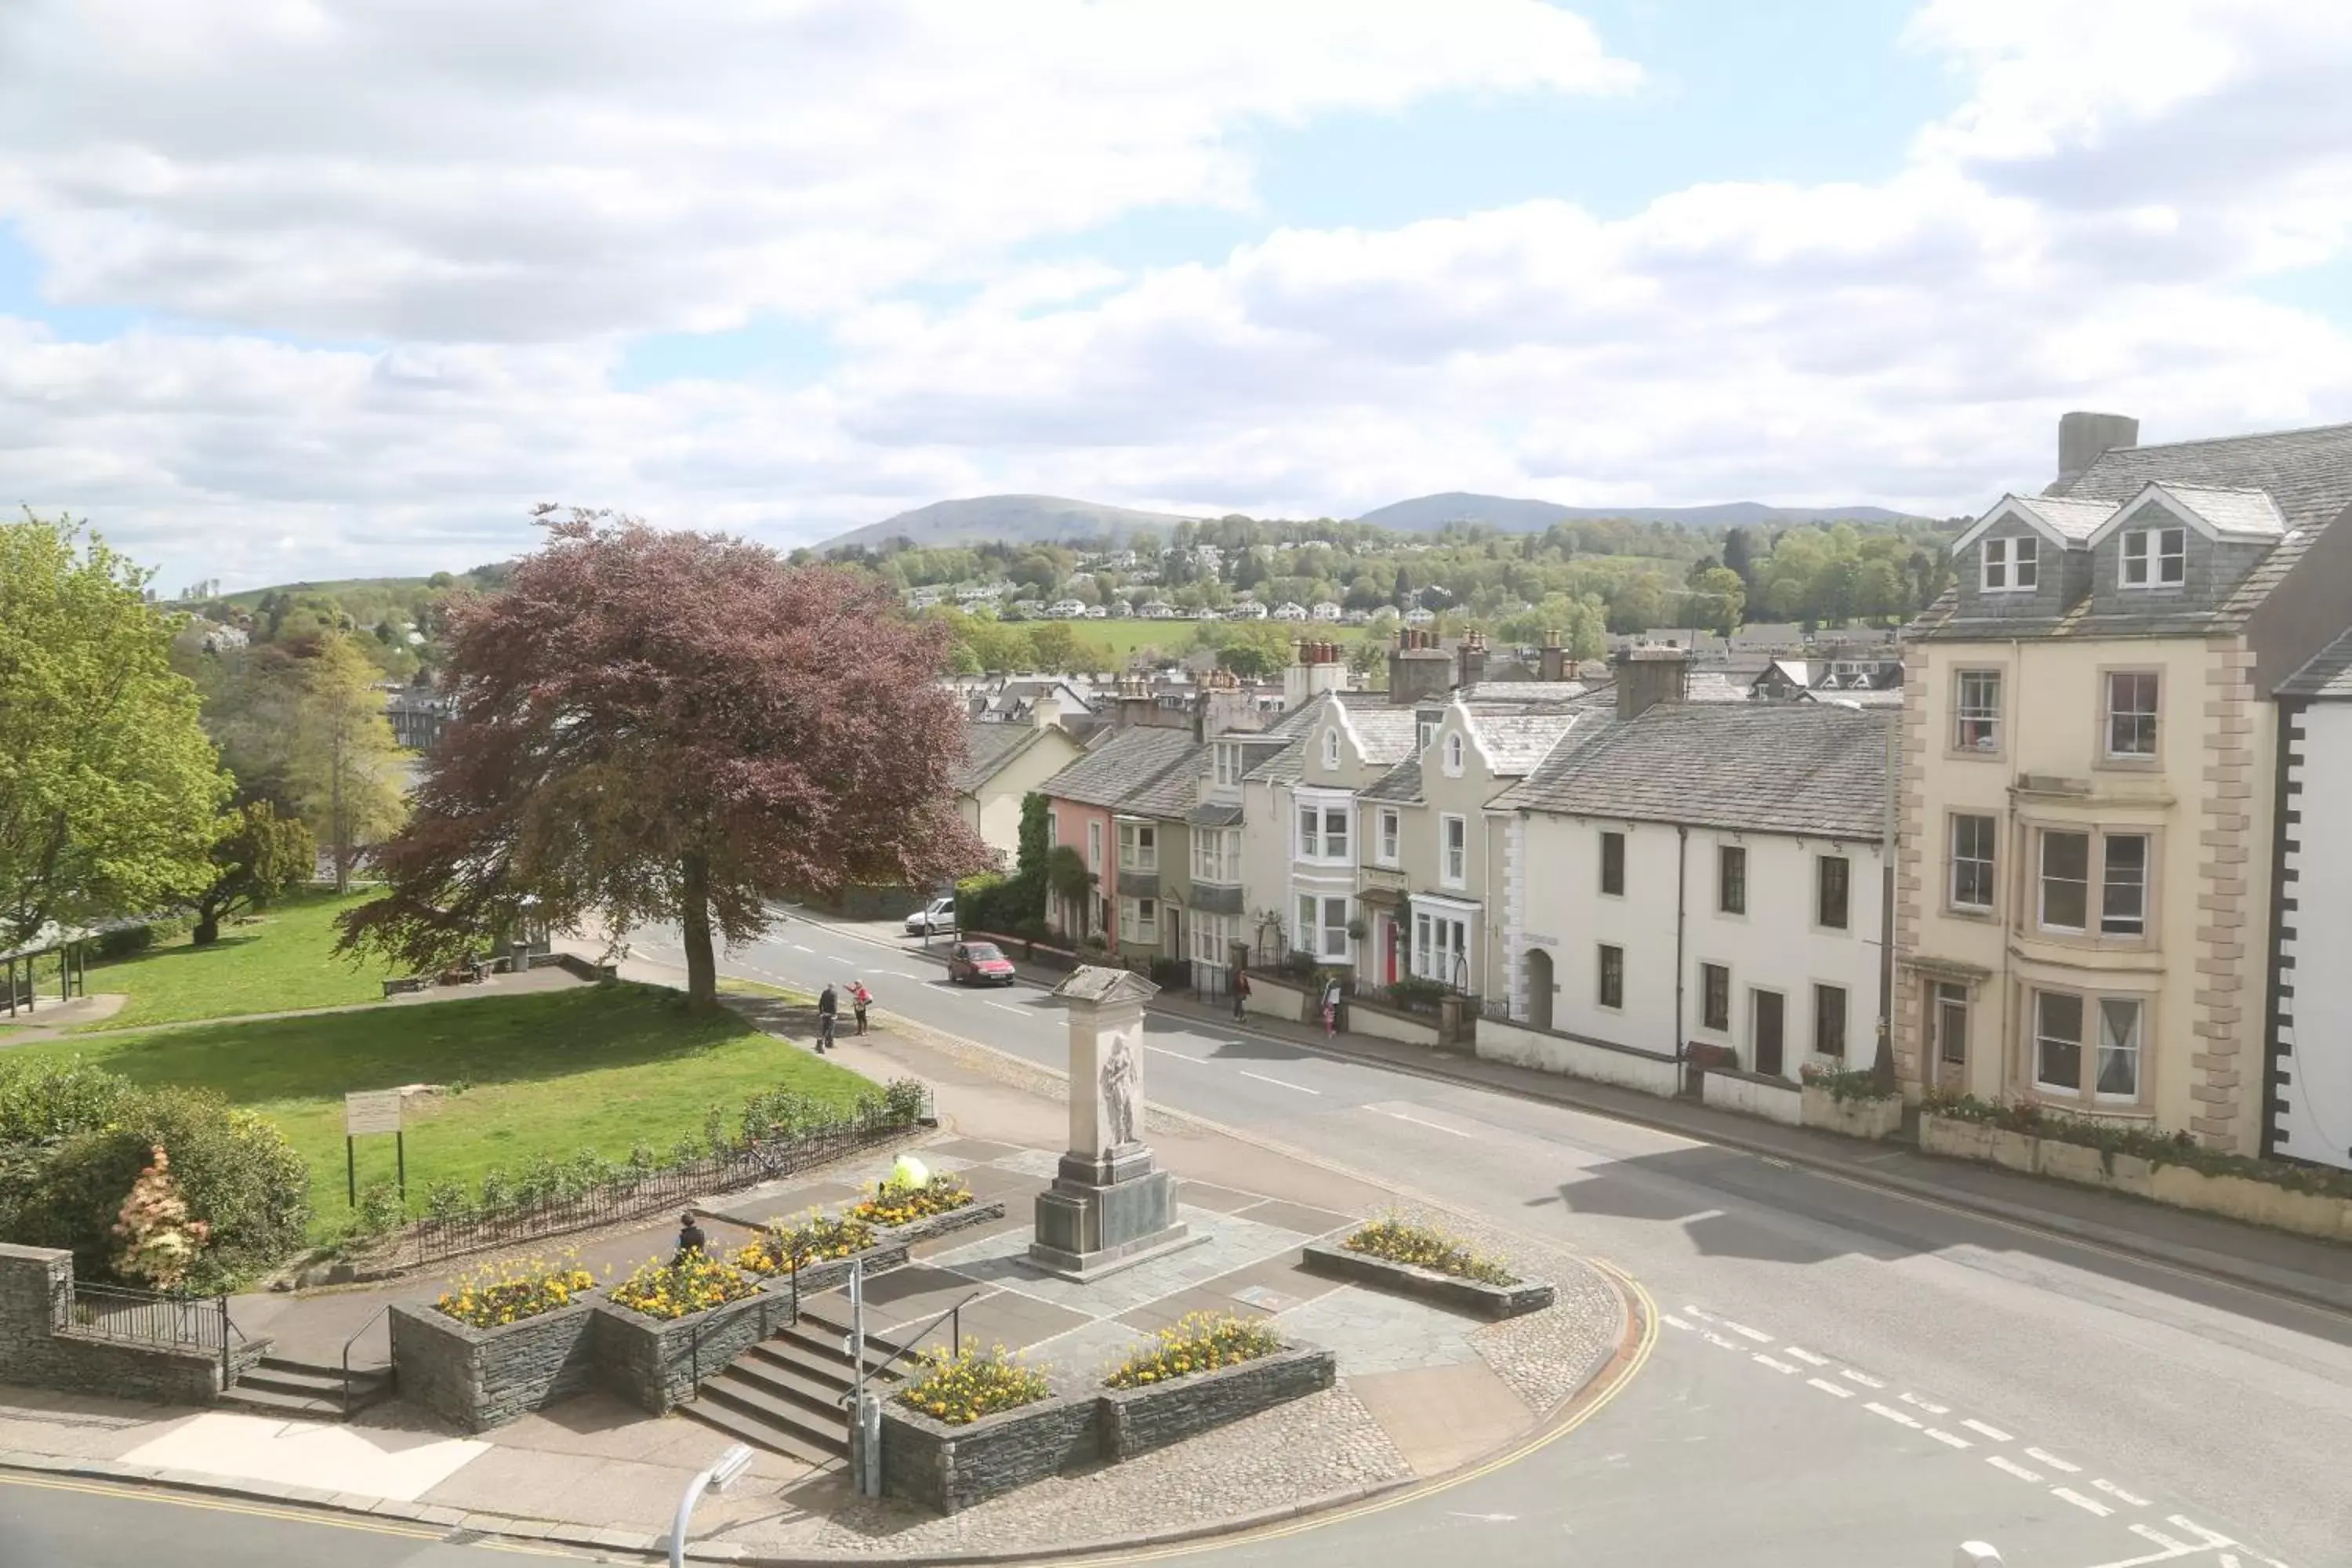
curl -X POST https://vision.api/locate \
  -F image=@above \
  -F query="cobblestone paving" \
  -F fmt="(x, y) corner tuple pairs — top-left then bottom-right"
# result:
(927, 1204), (1312, 1317)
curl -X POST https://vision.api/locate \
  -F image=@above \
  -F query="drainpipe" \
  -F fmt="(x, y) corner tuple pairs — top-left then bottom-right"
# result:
(1998, 637), (2023, 1097)
(1673, 824), (1689, 1061)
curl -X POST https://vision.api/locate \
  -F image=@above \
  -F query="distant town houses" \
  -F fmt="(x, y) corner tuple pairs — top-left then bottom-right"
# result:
(383, 687), (453, 751)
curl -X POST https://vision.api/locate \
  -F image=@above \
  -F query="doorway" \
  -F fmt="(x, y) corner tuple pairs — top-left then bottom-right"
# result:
(1751, 988), (1786, 1077)
(1524, 949), (1554, 1030)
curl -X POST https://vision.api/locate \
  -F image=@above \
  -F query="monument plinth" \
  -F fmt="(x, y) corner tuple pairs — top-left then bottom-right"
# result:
(1029, 966), (1199, 1280)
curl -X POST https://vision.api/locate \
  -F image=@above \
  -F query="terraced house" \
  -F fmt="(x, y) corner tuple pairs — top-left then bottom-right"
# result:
(1895, 414), (2352, 1153)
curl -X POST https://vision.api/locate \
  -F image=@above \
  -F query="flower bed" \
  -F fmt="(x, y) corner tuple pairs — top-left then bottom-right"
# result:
(391, 1293), (601, 1432)
(851, 1174), (974, 1229)
(1097, 1341), (1334, 1461)
(730, 1212), (876, 1276)
(1341, 1216), (1515, 1285)
(897, 1345), (1051, 1426)
(1104, 1311), (1282, 1390)
(608, 1250), (760, 1320)
(433, 1250), (599, 1329)
(1305, 1221), (1555, 1319)
(1798, 1067), (1902, 1142)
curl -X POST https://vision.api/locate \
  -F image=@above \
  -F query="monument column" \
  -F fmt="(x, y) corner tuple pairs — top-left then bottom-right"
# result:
(1029, 967), (1196, 1279)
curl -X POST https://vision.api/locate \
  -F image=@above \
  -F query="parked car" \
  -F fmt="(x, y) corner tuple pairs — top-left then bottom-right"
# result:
(904, 896), (956, 936)
(947, 942), (1016, 986)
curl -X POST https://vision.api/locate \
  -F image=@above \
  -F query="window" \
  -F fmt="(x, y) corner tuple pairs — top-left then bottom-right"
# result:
(1377, 809), (1400, 866)
(1816, 855), (1850, 931)
(1323, 807), (1349, 862)
(1981, 535), (2038, 592)
(1321, 728), (1340, 768)
(2034, 990), (2083, 1094)
(1319, 897), (1351, 960)
(1955, 670), (2002, 752)
(1118, 896), (1158, 945)
(1117, 822), (1156, 873)
(1597, 945), (1624, 1010)
(1701, 963), (1730, 1032)
(1412, 909), (1469, 988)
(2038, 830), (2089, 932)
(2105, 671), (2159, 759)
(1949, 815), (1996, 911)
(1189, 909), (1236, 966)
(1718, 845), (1746, 915)
(1600, 831), (1626, 896)
(2096, 998), (2142, 1099)
(1087, 819), (1103, 872)
(1933, 982), (1969, 1067)
(1047, 810), (1059, 847)
(1417, 718), (1439, 753)
(1191, 829), (1238, 884)
(1298, 804), (1319, 859)
(2100, 833), (2148, 937)
(1442, 815), (1468, 886)
(1213, 744), (1241, 787)
(1813, 983), (1847, 1059)
(1444, 732), (1466, 776)
(2120, 526), (2186, 588)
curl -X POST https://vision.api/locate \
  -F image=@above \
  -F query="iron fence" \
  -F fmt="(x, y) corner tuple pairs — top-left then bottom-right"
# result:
(397, 1093), (932, 1269)
(65, 1281), (237, 1384)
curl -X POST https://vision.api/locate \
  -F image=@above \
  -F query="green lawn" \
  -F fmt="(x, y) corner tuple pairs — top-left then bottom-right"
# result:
(78, 891), (398, 1032)
(1058, 619), (1376, 660)
(13, 983), (875, 1237)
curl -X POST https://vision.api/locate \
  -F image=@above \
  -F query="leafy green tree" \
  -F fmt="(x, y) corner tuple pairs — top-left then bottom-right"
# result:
(288, 635), (409, 893)
(1690, 566), (1748, 636)
(1045, 844), (1096, 939)
(186, 802), (316, 946)
(0, 514), (228, 950)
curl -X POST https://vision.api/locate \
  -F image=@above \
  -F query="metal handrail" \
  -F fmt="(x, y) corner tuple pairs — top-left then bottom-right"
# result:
(844, 1289), (985, 1401)
(340, 1302), (392, 1415)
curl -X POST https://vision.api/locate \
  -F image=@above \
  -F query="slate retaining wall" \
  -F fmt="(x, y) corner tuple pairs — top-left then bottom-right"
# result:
(1301, 1240), (1554, 1319)
(0, 1245), (260, 1406)
(388, 1294), (601, 1433)
(1096, 1344), (1334, 1461)
(881, 1393), (1102, 1515)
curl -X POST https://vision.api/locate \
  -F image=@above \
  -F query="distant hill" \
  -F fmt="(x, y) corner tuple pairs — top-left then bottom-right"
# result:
(212, 575), (434, 608)
(821, 495), (1207, 550)
(1355, 492), (1926, 532)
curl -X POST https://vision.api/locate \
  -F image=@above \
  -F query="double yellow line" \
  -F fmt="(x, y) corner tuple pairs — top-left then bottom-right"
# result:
(0, 1472), (579, 1557)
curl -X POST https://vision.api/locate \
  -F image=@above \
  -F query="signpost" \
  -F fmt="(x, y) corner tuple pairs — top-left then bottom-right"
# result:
(343, 1090), (406, 1207)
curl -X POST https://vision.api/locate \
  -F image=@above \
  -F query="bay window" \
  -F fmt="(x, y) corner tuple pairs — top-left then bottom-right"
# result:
(2036, 826), (2151, 940)
(2031, 988), (2147, 1104)
(1117, 822), (1156, 873)
(1411, 908), (1469, 989)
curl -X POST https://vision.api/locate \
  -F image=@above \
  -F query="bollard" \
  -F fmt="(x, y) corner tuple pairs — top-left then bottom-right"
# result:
(1954, 1544), (2003, 1568)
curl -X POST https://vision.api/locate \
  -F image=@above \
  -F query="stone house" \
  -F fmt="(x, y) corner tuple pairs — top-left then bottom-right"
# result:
(1038, 727), (1201, 953)
(953, 715), (1084, 871)
(1895, 414), (2352, 1152)
(2266, 626), (2352, 1173)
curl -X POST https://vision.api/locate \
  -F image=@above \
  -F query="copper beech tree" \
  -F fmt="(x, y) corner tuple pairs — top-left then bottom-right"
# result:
(338, 509), (990, 1010)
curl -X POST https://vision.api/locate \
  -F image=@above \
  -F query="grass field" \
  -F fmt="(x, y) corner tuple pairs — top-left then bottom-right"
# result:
(1060, 619), (1375, 661)
(78, 891), (397, 1033)
(13, 984), (875, 1238)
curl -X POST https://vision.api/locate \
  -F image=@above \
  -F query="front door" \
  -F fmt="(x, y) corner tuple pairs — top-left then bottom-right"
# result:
(1752, 989), (1785, 1078)
(1525, 949), (1554, 1030)
(1932, 980), (1969, 1093)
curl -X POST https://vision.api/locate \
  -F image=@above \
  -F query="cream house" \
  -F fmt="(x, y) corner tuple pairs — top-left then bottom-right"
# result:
(1896, 414), (2352, 1153)
(953, 716), (1085, 869)
(2269, 628), (2352, 1172)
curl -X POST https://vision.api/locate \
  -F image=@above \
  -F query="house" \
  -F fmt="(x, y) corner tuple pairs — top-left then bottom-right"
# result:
(1047, 599), (1089, 619)
(1402, 606), (1436, 627)
(1228, 601), (1269, 620)
(2266, 626), (2352, 1173)
(384, 688), (452, 751)
(1895, 413), (2352, 1154)
(1272, 601), (1309, 622)
(1038, 727), (1203, 952)
(1310, 601), (1344, 622)
(1140, 601), (1180, 620)
(953, 714), (1085, 870)
(1494, 652), (1892, 1078)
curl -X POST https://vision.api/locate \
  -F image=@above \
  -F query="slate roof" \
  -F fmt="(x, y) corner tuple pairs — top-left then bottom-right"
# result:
(1456, 680), (1589, 706)
(2278, 626), (2352, 699)
(1042, 727), (1203, 812)
(2149, 484), (2288, 539)
(1913, 419), (2352, 641)
(1494, 704), (1890, 840)
(1465, 710), (1584, 775)
(1360, 759), (1423, 804)
(1186, 803), (1244, 828)
(2009, 494), (2118, 543)
(954, 721), (1052, 794)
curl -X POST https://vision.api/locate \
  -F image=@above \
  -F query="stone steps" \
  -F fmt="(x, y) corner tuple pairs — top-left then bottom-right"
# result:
(680, 1313), (905, 1465)
(219, 1356), (393, 1421)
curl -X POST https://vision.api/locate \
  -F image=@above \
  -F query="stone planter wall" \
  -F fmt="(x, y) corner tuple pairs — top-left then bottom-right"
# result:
(880, 1393), (1102, 1515)
(871, 1200), (1007, 1250)
(1918, 1115), (2352, 1242)
(389, 1295), (600, 1433)
(0, 1246), (251, 1406)
(1700, 1069), (1804, 1127)
(594, 1287), (789, 1416)
(1096, 1344), (1334, 1461)
(1301, 1240), (1554, 1319)
(1800, 1084), (1903, 1141)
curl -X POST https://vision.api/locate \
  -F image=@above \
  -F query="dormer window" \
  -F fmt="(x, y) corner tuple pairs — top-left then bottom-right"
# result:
(1213, 743), (1240, 787)
(1321, 729), (1340, 768)
(1981, 536), (2038, 593)
(1443, 732), (1465, 776)
(2120, 526), (2186, 588)
(1417, 719), (1438, 752)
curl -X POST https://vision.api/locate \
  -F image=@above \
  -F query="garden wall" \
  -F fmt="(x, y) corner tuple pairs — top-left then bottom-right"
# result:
(1096, 1345), (1334, 1461)
(596, 1289), (786, 1415)
(881, 1393), (1101, 1515)
(1347, 1001), (1439, 1047)
(1300, 1242), (1554, 1319)
(389, 1296), (601, 1433)
(1475, 1019), (1682, 1098)
(1801, 1084), (1902, 1141)
(0, 1246), (250, 1406)
(1700, 1069), (1802, 1127)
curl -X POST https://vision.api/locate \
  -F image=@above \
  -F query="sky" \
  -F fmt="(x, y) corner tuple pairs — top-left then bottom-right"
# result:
(2, 1), (2350, 591)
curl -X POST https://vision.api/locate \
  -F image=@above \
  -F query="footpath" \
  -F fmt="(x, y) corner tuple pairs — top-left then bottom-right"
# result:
(0, 976), (1640, 1563)
(810, 913), (2352, 1321)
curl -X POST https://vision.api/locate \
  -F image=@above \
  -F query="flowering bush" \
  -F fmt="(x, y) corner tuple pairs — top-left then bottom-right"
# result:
(610, 1249), (761, 1319)
(1103, 1311), (1282, 1389)
(434, 1249), (597, 1329)
(1801, 1064), (1896, 1103)
(851, 1174), (973, 1229)
(110, 1146), (211, 1290)
(730, 1211), (876, 1276)
(1342, 1215), (1517, 1286)
(897, 1345), (1051, 1426)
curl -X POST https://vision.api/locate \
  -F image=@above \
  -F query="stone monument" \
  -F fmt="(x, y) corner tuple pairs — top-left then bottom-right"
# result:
(1029, 967), (1196, 1279)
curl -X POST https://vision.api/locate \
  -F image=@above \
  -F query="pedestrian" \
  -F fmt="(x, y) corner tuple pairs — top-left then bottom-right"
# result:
(673, 1210), (707, 1265)
(851, 979), (873, 1036)
(1231, 969), (1250, 1022)
(816, 982), (839, 1052)
(1320, 976), (1342, 1039)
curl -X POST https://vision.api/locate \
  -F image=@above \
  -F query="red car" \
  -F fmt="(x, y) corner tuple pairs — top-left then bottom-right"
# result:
(947, 942), (1017, 986)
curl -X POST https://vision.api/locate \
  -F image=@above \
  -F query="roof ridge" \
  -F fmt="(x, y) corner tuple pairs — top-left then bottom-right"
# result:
(2100, 419), (2352, 457)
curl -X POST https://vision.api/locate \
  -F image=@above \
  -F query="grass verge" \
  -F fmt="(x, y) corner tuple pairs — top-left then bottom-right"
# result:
(78, 891), (398, 1032)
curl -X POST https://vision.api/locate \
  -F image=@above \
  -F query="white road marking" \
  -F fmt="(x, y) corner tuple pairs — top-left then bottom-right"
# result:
(984, 1000), (1025, 1014)
(2216, 1555), (2239, 1568)
(1986, 1455), (2044, 1483)
(1751, 1354), (1798, 1374)
(1961, 1419), (2013, 1443)
(2094, 1478), (2151, 1508)
(1722, 1320), (1773, 1343)
(1923, 1428), (1973, 1450)
(1864, 1402), (1921, 1428)
(1444, 1512), (1516, 1523)
(1682, 1305), (1717, 1322)
(1782, 1345), (1829, 1367)
(1898, 1391), (1950, 1415)
(1239, 1070), (1320, 1094)
(1806, 1377), (1854, 1399)
(789, 943), (814, 953)
(2166, 1517), (2237, 1548)
(2082, 1544), (2200, 1568)
(1368, 1107), (1473, 1138)
(1839, 1368), (1886, 1388)
(1702, 1331), (1744, 1352)
(2129, 1525), (2189, 1552)
(1661, 1314), (1694, 1331)
(1144, 1045), (1198, 1061)
(2053, 1486), (2114, 1518)
(2025, 1446), (2082, 1473)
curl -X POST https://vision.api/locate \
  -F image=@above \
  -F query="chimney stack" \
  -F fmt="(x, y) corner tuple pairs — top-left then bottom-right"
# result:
(1455, 629), (1488, 690)
(1614, 642), (1691, 720)
(2056, 412), (2139, 485)
(1538, 630), (1568, 683)
(1387, 627), (1454, 706)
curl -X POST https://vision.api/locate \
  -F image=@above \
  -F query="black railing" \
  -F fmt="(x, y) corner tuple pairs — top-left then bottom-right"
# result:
(66, 1281), (236, 1383)
(855, 1288), (985, 1398)
(341, 1302), (392, 1415)
(397, 1093), (931, 1269)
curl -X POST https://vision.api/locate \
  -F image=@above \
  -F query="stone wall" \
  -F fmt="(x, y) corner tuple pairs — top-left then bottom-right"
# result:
(0, 1244), (248, 1406)
(1700, 1068), (1803, 1127)
(1301, 1241), (1554, 1319)
(595, 1289), (787, 1416)
(1800, 1084), (1903, 1141)
(1476, 1018), (1682, 1098)
(880, 1394), (1102, 1515)
(1096, 1345), (1334, 1461)
(388, 1296), (600, 1433)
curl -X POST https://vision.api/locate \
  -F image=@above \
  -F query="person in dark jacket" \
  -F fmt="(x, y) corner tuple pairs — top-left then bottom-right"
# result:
(816, 983), (839, 1052)
(673, 1210), (707, 1265)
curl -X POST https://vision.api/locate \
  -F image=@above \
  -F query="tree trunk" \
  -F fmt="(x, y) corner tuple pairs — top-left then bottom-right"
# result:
(192, 913), (221, 946)
(331, 722), (350, 895)
(680, 848), (718, 1011)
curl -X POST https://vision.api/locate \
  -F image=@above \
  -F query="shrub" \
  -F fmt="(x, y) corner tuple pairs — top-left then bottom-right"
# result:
(434, 1249), (598, 1329)
(110, 1146), (210, 1290)
(1148, 956), (1190, 990)
(1104, 1311), (1282, 1389)
(851, 1174), (972, 1229)
(897, 1345), (1051, 1425)
(348, 1180), (408, 1239)
(93, 923), (157, 960)
(1802, 1065), (1896, 1103)
(1342, 1215), (1517, 1286)
(0, 1058), (132, 1145)
(731, 1211), (876, 1276)
(882, 1077), (929, 1124)
(610, 1250), (761, 1319)
(1382, 977), (1449, 1012)
(1920, 1091), (2352, 1199)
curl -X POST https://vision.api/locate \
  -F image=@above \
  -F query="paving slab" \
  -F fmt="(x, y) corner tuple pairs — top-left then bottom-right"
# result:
(1348, 1361), (1533, 1476)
